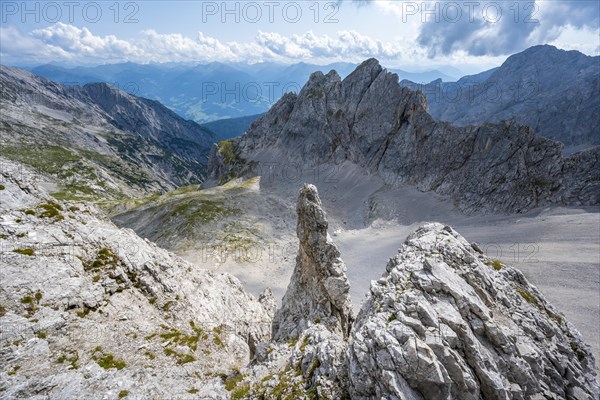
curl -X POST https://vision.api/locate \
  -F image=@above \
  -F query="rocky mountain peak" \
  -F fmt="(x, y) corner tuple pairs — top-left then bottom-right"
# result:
(211, 55), (598, 214)
(349, 222), (599, 399)
(0, 65), (217, 197)
(348, 57), (384, 81)
(272, 184), (353, 341)
(400, 45), (599, 147)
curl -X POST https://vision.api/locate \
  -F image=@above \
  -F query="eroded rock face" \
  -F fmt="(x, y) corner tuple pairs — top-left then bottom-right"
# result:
(272, 184), (353, 341)
(401, 45), (600, 147)
(0, 159), (273, 399)
(209, 58), (599, 214)
(349, 223), (599, 400)
(240, 184), (352, 398)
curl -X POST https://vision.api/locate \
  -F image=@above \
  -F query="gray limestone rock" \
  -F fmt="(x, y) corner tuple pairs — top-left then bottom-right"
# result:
(348, 223), (599, 400)
(209, 58), (599, 214)
(401, 45), (600, 147)
(272, 184), (353, 341)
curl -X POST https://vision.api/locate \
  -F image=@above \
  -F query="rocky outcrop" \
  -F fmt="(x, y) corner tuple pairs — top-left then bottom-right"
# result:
(272, 184), (353, 341)
(349, 223), (599, 400)
(0, 159), (273, 399)
(209, 57), (599, 214)
(247, 185), (598, 399)
(560, 146), (600, 205)
(239, 184), (353, 399)
(3, 167), (598, 398)
(401, 45), (600, 147)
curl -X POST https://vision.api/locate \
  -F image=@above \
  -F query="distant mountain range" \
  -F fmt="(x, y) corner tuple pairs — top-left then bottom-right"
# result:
(28, 61), (458, 124)
(2, 44), (598, 205)
(202, 113), (266, 140)
(0, 66), (215, 200)
(401, 45), (600, 148)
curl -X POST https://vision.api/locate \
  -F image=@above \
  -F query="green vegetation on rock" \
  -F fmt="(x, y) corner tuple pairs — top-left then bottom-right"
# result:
(91, 347), (126, 370)
(56, 350), (79, 370)
(13, 247), (35, 256)
(38, 200), (64, 221)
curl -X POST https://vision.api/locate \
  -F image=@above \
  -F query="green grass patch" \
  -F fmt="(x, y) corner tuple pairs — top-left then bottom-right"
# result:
(38, 200), (64, 221)
(76, 307), (92, 318)
(168, 199), (241, 224)
(231, 383), (250, 400)
(146, 321), (208, 365)
(162, 301), (174, 312)
(216, 140), (253, 184)
(163, 348), (196, 365)
(7, 366), (20, 376)
(491, 259), (503, 271)
(158, 321), (204, 351)
(56, 350), (79, 370)
(83, 247), (120, 272)
(225, 373), (244, 391)
(0, 145), (81, 176)
(516, 288), (539, 307)
(12, 247), (35, 256)
(91, 347), (126, 370)
(20, 291), (42, 316)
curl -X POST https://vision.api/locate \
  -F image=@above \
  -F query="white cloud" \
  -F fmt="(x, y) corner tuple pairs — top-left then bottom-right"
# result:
(362, 0), (599, 57)
(31, 23), (141, 60)
(1, 19), (596, 69)
(2, 23), (409, 65)
(255, 30), (402, 60)
(0, 25), (70, 61)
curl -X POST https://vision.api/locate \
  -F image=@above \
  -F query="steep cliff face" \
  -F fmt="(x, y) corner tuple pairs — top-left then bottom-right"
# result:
(209, 58), (599, 214)
(401, 45), (600, 147)
(560, 146), (600, 205)
(349, 223), (599, 399)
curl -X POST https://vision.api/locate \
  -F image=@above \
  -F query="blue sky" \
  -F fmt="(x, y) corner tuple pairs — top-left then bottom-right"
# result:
(1, 1), (598, 73)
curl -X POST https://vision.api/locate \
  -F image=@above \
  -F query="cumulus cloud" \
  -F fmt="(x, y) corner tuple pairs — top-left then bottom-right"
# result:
(256, 30), (402, 60)
(360, 0), (599, 57)
(31, 23), (137, 58)
(0, 25), (70, 61)
(2, 23), (406, 65)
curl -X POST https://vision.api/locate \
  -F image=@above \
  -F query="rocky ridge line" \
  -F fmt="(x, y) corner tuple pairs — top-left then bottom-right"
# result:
(209, 58), (599, 214)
